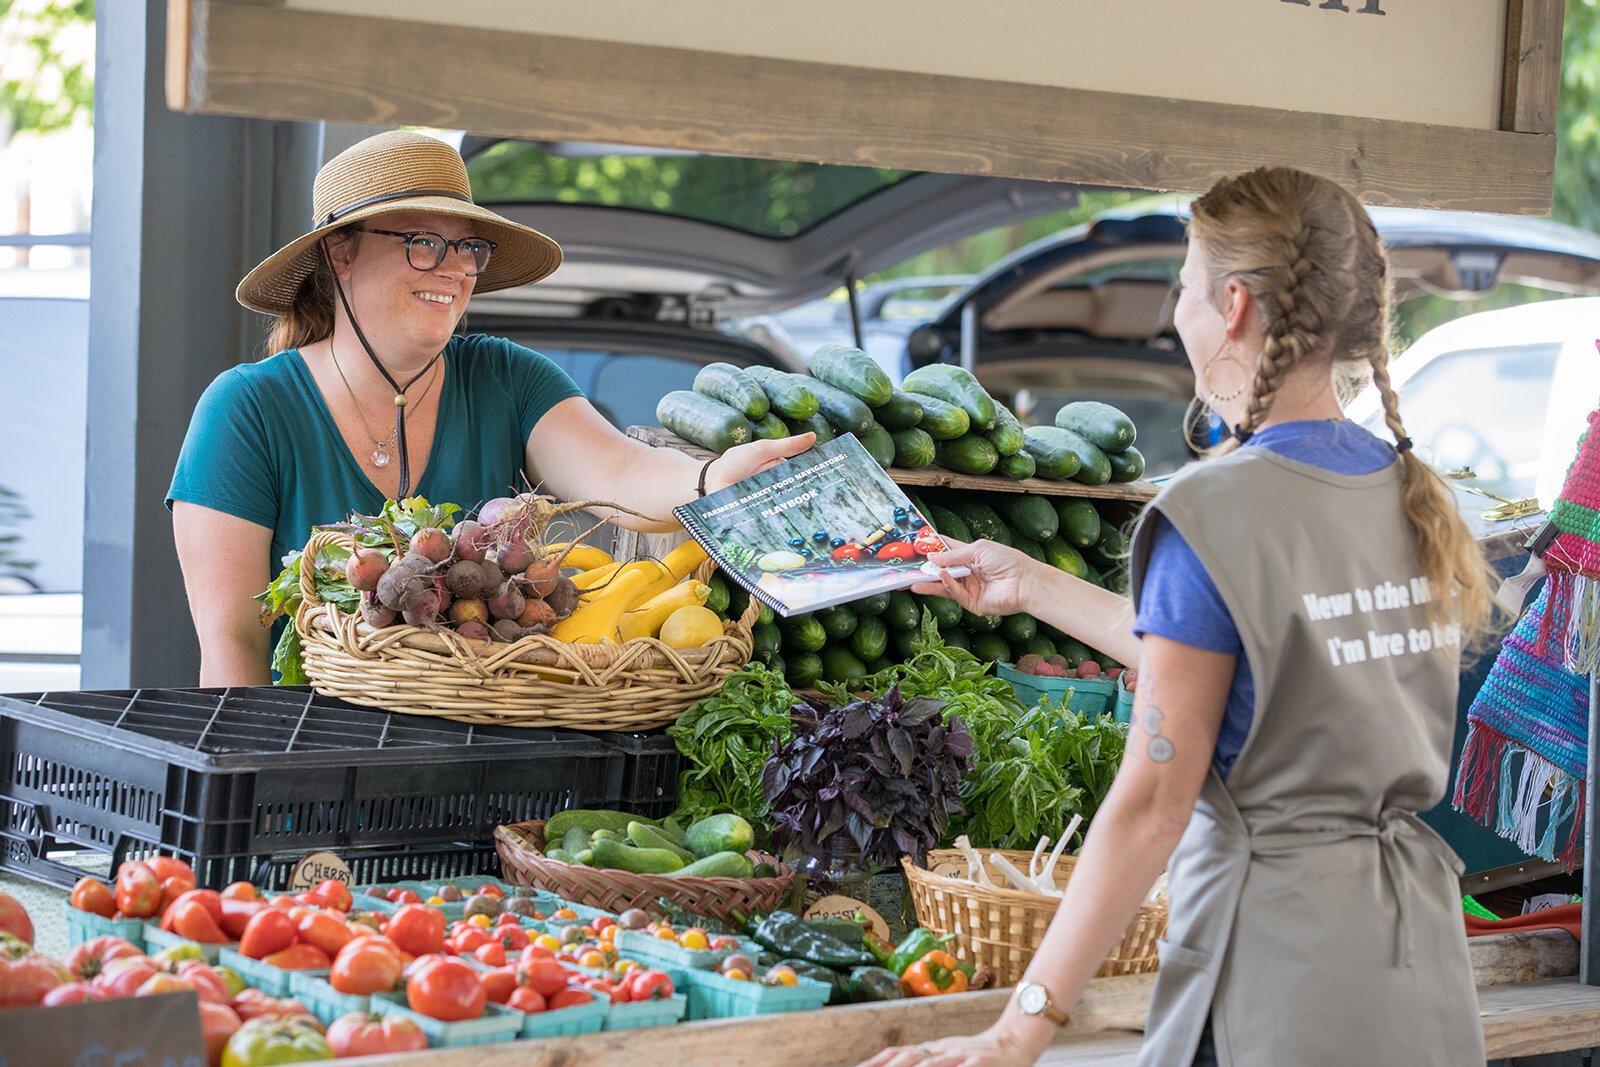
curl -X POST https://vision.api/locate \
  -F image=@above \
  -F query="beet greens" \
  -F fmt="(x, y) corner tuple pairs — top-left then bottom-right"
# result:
(762, 685), (974, 868)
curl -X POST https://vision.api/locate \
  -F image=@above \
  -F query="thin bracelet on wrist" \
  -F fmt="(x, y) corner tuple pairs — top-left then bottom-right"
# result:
(696, 457), (716, 498)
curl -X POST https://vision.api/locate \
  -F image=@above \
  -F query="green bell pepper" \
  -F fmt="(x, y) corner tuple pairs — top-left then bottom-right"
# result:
(886, 927), (956, 975)
(848, 965), (908, 1002)
(220, 1018), (333, 1066)
(752, 911), (873, 968)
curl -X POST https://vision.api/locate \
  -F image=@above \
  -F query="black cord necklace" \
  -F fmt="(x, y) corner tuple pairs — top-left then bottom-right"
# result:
(325, 249), (442, 498)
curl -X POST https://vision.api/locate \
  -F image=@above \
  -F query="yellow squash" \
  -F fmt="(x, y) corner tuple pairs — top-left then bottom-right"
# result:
(660, 540), (709, 582)
(545, 542), (614, 572)
(550, 565), (660, 644)
(617, 580), (711, 642)
(570, 561), (625, 591)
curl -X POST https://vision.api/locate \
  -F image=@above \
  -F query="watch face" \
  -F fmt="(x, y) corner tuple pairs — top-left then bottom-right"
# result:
(1018, 982), (1047, 1014)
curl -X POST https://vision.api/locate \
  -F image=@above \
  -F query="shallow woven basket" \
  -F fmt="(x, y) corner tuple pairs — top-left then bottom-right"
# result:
(904, 848), (1166, 986)
(495, 820), (794, 923)
(294, 530), (758, 730)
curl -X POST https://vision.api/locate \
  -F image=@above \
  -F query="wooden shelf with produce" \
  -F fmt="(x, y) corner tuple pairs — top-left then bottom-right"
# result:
(627, 426), (1159, 504)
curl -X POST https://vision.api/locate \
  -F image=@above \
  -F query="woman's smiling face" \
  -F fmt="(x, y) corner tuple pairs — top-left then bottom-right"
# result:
(335, 210), (479, 357)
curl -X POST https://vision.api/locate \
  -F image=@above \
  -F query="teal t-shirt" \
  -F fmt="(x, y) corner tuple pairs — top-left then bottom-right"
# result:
(167, 333), (584, 573)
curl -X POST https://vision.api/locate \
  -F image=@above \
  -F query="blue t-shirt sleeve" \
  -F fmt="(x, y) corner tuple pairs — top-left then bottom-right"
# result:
(1133, 513), (1243, 656)
(166, 368), (280, 529)
(494, 338), (584, 441)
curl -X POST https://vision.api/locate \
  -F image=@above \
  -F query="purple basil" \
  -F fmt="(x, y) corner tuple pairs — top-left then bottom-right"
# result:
(762, 684), (974, 868)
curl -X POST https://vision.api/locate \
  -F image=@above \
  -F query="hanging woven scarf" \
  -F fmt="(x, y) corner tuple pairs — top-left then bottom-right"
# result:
(1535, 398), (1600, 672)
(1453, 585), (1589, 869)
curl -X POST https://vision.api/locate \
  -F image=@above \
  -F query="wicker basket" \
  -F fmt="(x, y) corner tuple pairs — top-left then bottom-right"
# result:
(294, 530), (757, 730)
(903, 849), (1165, 986)
(495, 820), (793, 923)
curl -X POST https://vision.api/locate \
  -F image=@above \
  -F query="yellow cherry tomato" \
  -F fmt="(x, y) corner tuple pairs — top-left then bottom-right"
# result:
(723, 968), (750, 982)
(653, 928), (678, 941)
(554, 908), (577, 920)
(426, 895), (446, 906)
(468, 913), (493, 928)
(535, 933), (562, 952)
(614, 959), (640, 975)
(763, 967), (799, 987)
(579, 950), (607, 968)
(599, 926), (617, 944)
(678, 930), (709, 951)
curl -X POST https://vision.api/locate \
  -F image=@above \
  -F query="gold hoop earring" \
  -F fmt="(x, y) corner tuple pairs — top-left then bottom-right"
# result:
(1201, 343), (1251, 405)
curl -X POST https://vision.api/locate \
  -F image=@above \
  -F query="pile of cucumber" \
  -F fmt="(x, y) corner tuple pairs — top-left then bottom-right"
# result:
(707, 491), (1130, 689)
(654, 346), (1145, 485)
(544, 809), (769, 879)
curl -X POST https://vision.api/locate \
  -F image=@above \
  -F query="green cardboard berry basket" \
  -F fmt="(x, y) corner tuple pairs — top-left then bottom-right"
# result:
(615, 928), (732, 971)
(62, 902), (147, 950)
(1114, 673), (1135, 724)
(681, 967), (831, 1020)
(372, 992), (523, 1048)
(997, 662), (1116, 717)
(141, 923), (233, 963)
(604, 992), (687, 1030)
(512, 987), (609, 1038)
(217, 947), (295, 997)
(288, 969), (374, 1026)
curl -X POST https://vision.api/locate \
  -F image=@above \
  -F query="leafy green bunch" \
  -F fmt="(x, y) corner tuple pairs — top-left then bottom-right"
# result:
(667, 662), (796, 833)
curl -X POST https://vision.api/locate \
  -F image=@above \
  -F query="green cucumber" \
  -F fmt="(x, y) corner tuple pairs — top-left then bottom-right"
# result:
(998, 451), (1037, 481)
(818, 606), (859, 643)
(745, 365), (820, 419)
(706, 574), (731, 615)
(949, 500), (1011, 546)
(963, 609), (1002, 633)
(1015, 538), (1047, 564)
(656, 391), (752, 453)
(562, 826), (593, 854)
(890, 626), (920, 659)
(780, 614), (828, 653)
(999, 612), (1038, 645)
(1107, 445), (1146, 482)
(924, 505), (971, 543)
(752, 621), (782, 661)
(913, 396), (971, 440)
(939, 627), (971, 651)
(998, 495), (1059, 542)
(985, 405), (1027, 456)
(850, 616), (889, 662)
(1055, 400), (1136, 453)
(1042, 536), (1090, 579)
(876, 391), (925, 430)
(920, 594), (964, 629)
(783, 414), (835, 444)
(628, 821), (696, 863)
(884, 590), (920, 632)
(852, 591), (890, 617)
(1055, 500), (1102, 549)
(1034, 426), (1109, 484)
(811, 343), (895, 407)
(1022, 426), (1084, 480)
(859, 422), (896, 468)
(902, 365), (998, 430)
(1097, 520), (1130, 560)
(546, 848), (574, 864)
(1059, 638), (1095, 666)
(669, 851), (756, 878)
(890, 427), (937, 469)
(970, 632), (1011, 665)
(867, 657), (895, 676)
(546, 809), (653, 841)
(749, 412), (790, 441)
(786, 651), (824, 688)
(767, 652), (786, 679)
(807, 378), (876, 434)
(819, 645), (869, 686)
(935, 435), (999, 476)
(758, 603), (776, 626)
(683, 813), (756, 858)
(1022, 633), (1057, 659)
(590, 837), (684, 874)
(694, 362), (770, 419)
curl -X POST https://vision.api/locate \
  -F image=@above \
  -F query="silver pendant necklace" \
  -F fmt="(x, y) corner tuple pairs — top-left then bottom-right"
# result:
(328, 341), (436, 470)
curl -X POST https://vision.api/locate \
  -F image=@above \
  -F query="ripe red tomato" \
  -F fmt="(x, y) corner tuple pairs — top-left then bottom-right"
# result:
(229, 988), (313, 1022)
(446, 926), (490, 956)
(93, 956), (160, 999)
(876, 541), (918, 562)
(196, 1001), (242, 1065)
(406, 956), (486, 1022)
(387, 904), (446, 957)
(473, 941), (507, 968)
(578, 975), (626, 1004)
(262, 943), (332, 971)
(0, 893), (32, 945)
(387, 888), (422, 905)
(41, 980), (103, 1007)
(623, 969), (676, 1002)
(64, 936), (143, 982)
(171, 900), (229, 943)
(0, 953), (69, 1006)
(325, 1011), (428, 1057)
(311, 879), (353, 913)
(479, 966), (517, 1005)
(546, 986), (595, 1012)
(590, 916), (616, 933)
(135, 972), (196, 999)
(220, 882), (259, 902)
(68, 878), (115, 920)
(155, 876), (198, 927)
(219, 897), (265, 941)
(506, 986), (547, 1013)
(496, 925), (530, 952)
(176, 960), (233, 1005)
(114, 862), (162, 919)
(145, 856), (196, 885)
(474, 884), (506, 900)
(238, 908), (298, 960)
(516, 956), (571, 998)
(298, 911), (354, 958)
(329, 940), (401, 996)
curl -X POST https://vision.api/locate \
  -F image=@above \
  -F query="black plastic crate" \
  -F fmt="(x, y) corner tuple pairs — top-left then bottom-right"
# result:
(605, 732), (684, 820)
(0, 686), (624, 889)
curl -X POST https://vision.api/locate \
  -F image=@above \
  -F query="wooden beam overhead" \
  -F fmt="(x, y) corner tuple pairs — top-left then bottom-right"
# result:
(1501, 0), (1567, 134)
(171, 0), (1557, 215)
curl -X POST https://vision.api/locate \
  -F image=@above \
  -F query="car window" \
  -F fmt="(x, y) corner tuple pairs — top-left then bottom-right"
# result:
(1359, 342), (1559, 499)
(529, 348), (710, 431)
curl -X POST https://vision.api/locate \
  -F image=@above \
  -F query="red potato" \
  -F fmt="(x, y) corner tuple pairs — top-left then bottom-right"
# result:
(1075, 661), (1103, 679)
(344, 548), (390, 592)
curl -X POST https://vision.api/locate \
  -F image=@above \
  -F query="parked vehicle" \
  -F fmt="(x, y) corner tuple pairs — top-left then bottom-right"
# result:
(765, 275), (974, 384)
(901, 202), (1600, 479)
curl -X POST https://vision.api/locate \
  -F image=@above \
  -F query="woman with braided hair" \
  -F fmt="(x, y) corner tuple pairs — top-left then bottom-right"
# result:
(861, 167), (1500, 1067)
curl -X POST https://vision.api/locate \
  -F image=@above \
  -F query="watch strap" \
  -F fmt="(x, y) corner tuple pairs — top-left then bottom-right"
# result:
(1018, 981), (1071, 1026)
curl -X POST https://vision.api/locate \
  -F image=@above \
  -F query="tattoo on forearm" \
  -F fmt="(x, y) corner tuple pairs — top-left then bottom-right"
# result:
(1140, 705), (1175, 763)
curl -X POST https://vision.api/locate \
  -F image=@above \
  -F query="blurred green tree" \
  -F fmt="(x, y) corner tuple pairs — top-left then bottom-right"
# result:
(0, 0), (94, 140)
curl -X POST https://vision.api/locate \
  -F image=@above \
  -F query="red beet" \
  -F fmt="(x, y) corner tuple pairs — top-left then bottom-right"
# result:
(445, 560), (486, 598)
(493, 541), (535, 575)
(411, 528), (452, 564)
(345, 549), (390, 592)
(450, 598), (490, 626)
(487, 582), (526, 622)
(452, 520), (489, 563)
(360, 592), (397, 628)
(456, 621), (490, 642)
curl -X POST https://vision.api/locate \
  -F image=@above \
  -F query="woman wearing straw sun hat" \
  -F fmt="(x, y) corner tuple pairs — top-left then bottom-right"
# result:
(167, 130), (811, 685)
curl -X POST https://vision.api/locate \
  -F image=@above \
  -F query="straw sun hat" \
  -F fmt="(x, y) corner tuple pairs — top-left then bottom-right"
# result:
(236, 130), (563, 315)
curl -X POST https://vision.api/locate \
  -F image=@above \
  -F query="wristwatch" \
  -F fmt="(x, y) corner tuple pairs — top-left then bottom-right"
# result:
(1015, 980), (1071, 1025)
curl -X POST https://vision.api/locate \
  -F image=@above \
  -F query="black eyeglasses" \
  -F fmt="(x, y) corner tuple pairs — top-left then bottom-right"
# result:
(361, 228), (497, 276)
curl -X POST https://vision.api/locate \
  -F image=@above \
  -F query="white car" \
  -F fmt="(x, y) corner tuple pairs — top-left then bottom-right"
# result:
(1345, 296), (1600, 509)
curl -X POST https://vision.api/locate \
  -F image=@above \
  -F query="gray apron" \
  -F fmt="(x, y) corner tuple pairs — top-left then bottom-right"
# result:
(1129, 449), (1484, 1067)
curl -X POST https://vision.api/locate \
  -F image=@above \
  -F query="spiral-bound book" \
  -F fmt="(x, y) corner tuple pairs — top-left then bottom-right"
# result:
(672, 434), (965, 617)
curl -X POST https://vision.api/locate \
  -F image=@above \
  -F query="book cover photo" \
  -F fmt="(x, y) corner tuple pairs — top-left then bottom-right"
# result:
(673, 435), (963, 616)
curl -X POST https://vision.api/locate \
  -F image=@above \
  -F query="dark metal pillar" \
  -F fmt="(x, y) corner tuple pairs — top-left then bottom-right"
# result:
(82, 2), (322, 687)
